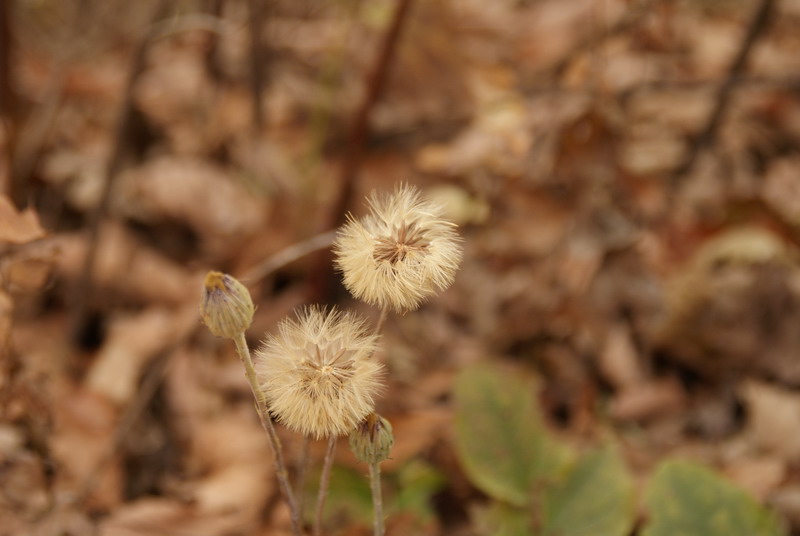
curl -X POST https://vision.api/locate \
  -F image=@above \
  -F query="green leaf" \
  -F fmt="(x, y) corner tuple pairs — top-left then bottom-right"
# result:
(474, 502), (532, 536)
(642, 460), (785, 536)
(540, 447), (635, 536)
(305, 465), (374, 525)
(454, 363), (571, 506)
(392, 460), (447, 522)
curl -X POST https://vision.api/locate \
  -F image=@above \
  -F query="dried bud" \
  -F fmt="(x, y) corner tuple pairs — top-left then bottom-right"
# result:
(200, 271), (255, 338)
(349, 413), (393, 464)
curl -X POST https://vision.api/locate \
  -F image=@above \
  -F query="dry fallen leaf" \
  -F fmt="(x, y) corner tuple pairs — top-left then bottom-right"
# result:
(85, 304), (199, 405)
(724, 456), (786, 502)
(598, 322), (646, 391)
(741, 380), (800, 463)
(0, 196), (46, 244)
(57, 222), (201, 305)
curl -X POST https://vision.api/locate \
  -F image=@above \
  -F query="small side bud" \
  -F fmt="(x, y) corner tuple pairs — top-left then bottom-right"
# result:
(200, 271), (255, 338)
(349, 413), (393, 464)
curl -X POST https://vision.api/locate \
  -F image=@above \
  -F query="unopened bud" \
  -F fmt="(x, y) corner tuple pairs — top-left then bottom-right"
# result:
(200, 271), (254, 338)
(349, 413), (393, 464)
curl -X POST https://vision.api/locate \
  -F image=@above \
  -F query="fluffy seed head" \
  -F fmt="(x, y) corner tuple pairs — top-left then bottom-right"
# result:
(334, 184), (463, 312)
(255, 307), (383, 439)
(200, 271), (255, 338)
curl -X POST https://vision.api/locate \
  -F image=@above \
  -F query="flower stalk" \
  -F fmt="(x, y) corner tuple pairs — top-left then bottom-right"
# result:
(233, 332), (303, 536)
(201, 272), (303, 536)
(349, 414), (394, 536)
(369, 462), (384, 536)
(315, 435), (337, 536)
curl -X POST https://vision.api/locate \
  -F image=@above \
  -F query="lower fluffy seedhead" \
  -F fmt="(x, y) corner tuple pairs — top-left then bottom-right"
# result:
(255, 306), (383, 439)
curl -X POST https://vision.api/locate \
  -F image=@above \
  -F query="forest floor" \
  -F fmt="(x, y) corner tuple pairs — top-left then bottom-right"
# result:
(4, 0), (800, 534)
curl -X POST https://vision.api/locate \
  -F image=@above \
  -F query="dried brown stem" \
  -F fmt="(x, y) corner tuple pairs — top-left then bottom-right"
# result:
(314, 435), (337, 536)
(673, 0), (776, 181)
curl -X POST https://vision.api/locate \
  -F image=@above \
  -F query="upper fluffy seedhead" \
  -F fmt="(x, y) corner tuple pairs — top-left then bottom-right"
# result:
(334, 184), (463, 312)
(255, 306), (383, 439)
(200, 271), (255, 338)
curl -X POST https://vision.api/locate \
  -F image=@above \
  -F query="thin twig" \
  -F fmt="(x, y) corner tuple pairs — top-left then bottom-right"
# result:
(1, 0), (18, 201)
(673, 0), (776, 181)
(247, 0), (266, 130)
(314, 436), (337, 536)
(70, 0), (171, 340)
(234, 333), (303, 536)
(369, 462), (385, 536)
(295, 435), (311, 522)
(309, 0), (415, 303)
(241, 230), (337, 283)
(203, 0), (227, 81)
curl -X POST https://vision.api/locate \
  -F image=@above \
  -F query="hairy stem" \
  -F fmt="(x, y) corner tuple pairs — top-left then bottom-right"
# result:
(296, 435), (311, 522)
(314, 436), (337, 536)
(234, 333), (303, 536)
(369, 462), (385, 536)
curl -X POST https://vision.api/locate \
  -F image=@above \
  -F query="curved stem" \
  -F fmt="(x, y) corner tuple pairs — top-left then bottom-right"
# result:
(234, 333), (303, 536)
(369, 462), (385, 536)
(374, 306), (389, 337)
(314, 436), (337, 536)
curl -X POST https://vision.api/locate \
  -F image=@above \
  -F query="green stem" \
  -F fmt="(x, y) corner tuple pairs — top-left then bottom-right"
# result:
(314, 435), (337, 536)
(234, 332), (303, 536)
(369, 462), (385, 536)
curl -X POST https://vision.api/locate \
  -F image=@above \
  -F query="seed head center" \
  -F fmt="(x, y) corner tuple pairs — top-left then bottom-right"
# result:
(373, 222), (429, 264)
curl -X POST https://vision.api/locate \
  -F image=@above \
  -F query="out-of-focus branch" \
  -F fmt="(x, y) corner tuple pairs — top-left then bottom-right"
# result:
(203, 0), (227, 81)
(519, 0), (660, 93)
(1, 0), (18, 202)
(332, 0), (413, 222)
(673, 0), (776, 181)
(248, 0), (267, 130)
(241, 229), (336, 283)
(309, 0), (415, 303)
(70, 0), (171, 341)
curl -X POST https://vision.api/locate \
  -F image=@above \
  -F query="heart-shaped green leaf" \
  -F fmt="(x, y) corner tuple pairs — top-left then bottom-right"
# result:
(454, 363), (570, 506)
(642, 460), (784, 536)
(540, 447), (635, 536)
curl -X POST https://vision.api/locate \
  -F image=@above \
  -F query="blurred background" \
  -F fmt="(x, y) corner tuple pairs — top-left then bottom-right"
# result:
(3, 0), (800, 534)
